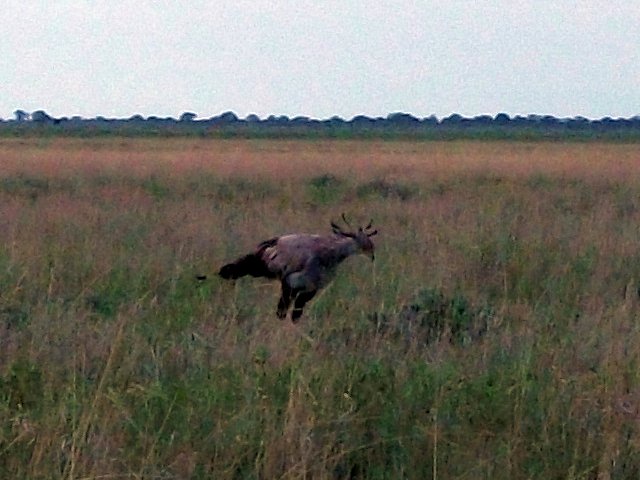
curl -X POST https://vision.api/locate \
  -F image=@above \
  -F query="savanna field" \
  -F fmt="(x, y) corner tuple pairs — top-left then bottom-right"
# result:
(2, 137), (640, 479)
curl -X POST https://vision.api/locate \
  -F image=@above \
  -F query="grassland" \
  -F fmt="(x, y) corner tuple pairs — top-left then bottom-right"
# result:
(1, 138), (640, 479)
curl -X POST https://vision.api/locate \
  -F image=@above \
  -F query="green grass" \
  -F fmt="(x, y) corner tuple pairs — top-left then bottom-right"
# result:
(1, 138), (640, 478)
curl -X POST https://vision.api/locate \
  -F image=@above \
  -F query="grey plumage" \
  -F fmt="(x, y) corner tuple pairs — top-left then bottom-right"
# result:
(218, 216), (378, 322)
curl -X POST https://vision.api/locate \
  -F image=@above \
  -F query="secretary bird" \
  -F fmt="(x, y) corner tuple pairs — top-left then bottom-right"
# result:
(217, 215), (378, 322)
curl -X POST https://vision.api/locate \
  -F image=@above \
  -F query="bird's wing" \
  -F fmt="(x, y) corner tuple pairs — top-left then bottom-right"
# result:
(260, 234), (324, 276)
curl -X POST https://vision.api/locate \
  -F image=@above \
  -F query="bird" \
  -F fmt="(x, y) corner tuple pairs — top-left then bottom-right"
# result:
(217, 214), (378, 322)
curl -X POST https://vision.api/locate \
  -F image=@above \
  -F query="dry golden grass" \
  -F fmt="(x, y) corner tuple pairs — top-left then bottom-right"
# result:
(1, 137), (640, 478)
(1, 137), (639, 182)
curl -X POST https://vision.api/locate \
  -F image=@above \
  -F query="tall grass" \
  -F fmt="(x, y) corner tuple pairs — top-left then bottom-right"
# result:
(1, 138), (640, 478)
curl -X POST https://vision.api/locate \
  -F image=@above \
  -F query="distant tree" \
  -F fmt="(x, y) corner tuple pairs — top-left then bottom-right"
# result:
(265, 115), (290, 125)
(216, 111), (238, 124)
(567, 116), (589, 130)
(494, 113), (510, 125)
(324, 116), (345, 129)
(179, 112), (197, 122)
(31, 110), (53, 123)
(245, 114), (260, 123)
(387, 112), (420, 126)
(291, 116), (311, 124)
(511, 115), (528, 126)
(422, 115), (438, 126)
(441, 113), (463, 125)
(350, 115), (375, 125)
(472, 115), (493, 125)
(14, 109), (29, 122)
(540, 115), (559, 126)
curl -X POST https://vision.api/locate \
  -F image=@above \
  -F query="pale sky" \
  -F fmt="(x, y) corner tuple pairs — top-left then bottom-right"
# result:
(2, 1), (639, 121)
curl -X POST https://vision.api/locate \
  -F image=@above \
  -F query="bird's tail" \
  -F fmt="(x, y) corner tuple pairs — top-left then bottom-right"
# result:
(218, 252), (274, 280)
(217, 237), (279, 280)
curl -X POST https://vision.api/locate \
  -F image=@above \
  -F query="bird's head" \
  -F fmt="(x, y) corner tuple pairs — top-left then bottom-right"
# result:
(330, 214), (378, 261)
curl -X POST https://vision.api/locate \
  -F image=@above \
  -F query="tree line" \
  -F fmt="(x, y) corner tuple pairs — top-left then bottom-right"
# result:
(3, 109), (640, 140)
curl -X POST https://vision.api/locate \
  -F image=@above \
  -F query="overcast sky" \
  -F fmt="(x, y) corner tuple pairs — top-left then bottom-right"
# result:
(2, 1), (639, 120)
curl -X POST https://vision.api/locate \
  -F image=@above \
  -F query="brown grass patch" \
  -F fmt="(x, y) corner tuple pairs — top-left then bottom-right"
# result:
(2, 137), (640, 478)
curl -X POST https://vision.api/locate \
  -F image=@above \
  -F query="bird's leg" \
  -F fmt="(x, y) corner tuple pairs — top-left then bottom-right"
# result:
(291, 290), (317, 323)
(277, 281), (293, 319)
